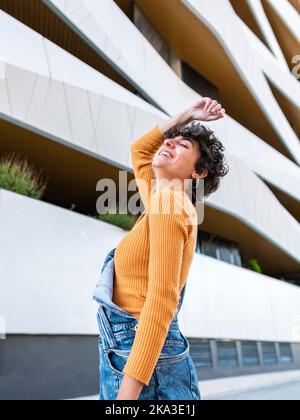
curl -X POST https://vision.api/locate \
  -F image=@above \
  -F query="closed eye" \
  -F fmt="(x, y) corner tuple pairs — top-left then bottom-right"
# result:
(180, 143), (189, 149)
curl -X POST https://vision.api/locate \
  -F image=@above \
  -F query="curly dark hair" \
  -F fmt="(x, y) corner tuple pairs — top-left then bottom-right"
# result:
(163, 120), (229, 205)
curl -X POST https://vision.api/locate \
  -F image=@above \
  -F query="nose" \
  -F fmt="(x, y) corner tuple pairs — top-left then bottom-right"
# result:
(164, 138), (176, 148)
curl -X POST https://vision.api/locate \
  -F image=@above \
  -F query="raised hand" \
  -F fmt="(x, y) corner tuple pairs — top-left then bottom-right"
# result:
(158, 98), (226, 136)
(190, 98), (226, 122)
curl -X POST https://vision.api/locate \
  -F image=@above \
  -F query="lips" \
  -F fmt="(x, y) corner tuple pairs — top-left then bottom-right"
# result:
(159, 149), (174, 159)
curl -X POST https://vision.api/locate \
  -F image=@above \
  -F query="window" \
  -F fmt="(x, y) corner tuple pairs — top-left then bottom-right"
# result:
(182, 61), (220, 99)
(188, 338), (297, 376)
(241, 341), (260, 367)
(189, 338), (213, 371)
(279, 343), (294, 365)
(198, 231), (242, 267)
(262, 342), (278, 365)
(217, 340), (239, 369)
(133, 4), (170, 65)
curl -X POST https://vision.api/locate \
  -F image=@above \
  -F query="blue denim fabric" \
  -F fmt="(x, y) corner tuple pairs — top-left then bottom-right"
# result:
(93, 248), (201, 400)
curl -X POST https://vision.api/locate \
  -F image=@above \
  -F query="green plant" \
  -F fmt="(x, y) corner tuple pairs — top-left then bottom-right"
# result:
(245, 258), (262, 274)
(0, 153), (47, 200)
(92, 208), (138, 231)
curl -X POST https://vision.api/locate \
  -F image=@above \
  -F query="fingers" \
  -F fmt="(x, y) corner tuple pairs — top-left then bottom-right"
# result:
(209, 111), (225, 121)
(194, 98), (226, 120)
(208, 100), (226, 118)
(207, 100), (218, 113)
(208, 107), (226, 120)
(203, 98), (213, 111)
(205, 99), (224, 114)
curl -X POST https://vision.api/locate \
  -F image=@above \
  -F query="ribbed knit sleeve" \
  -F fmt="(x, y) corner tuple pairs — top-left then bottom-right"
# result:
(131, 126), (165, 210)
(122, 189), (189, 386)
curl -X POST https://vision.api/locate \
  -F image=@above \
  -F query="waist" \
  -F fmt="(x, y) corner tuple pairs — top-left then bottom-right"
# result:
(103, 305), (180, 334)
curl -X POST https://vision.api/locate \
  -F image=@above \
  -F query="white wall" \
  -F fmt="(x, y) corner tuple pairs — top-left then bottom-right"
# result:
(1, 189), (300, 343)
(0, 189), (121, 335)
(179, 253), (300, 343)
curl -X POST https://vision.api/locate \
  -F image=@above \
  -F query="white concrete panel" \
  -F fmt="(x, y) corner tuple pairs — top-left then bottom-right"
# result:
(181, 0), (300, 164)
(26, 75), (72, 141)
(1, 189), (300, 342)
(65, 0), (87, 18)
(64, 84), (97, 152)
(247, 0), (289, 70)
(0, 189), (122, 335)
(0, 73), (11, 115)
(5, 64), (38, 121)
(82, 0), (145, 79)
(220, 115), (300, 201)
(267, 0), (300, 44)
(208, 154), (300, 262)
(43, 36), (166, 117)
(0, 56), (7, 80)
(178, 252), (300, 343)
(95, 97), (132, 165)
(0, 12), (164, 119)
(0, 11), (49, 77)
(239, 19), (300, 109)
(44, 0), (196, 115)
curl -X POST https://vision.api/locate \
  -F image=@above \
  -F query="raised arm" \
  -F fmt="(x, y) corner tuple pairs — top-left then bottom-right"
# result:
(131, 109), (193, 210)
(131, 100), (225, 210)
(130, 127), (165, 211)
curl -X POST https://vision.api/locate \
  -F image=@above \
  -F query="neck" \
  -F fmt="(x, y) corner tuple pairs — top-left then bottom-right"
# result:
(155, 177), (189, 193)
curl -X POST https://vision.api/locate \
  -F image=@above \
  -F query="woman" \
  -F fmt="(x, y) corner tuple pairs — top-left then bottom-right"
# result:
(93, 98), (229, 400)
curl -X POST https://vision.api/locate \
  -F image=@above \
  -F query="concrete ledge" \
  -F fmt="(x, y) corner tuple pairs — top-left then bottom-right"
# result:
(70, 370), (300, 400)
(201, 370), (300, 400)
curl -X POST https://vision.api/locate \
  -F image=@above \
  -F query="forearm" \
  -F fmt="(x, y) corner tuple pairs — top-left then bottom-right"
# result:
(158, 98), (226, 136)
(117, 191), (186, 398)
(116, 373), (144, 400)
(157, 108), (193, 135)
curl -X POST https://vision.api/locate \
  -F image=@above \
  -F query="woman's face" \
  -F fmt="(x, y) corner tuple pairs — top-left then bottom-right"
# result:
(152, 136), (202, 184)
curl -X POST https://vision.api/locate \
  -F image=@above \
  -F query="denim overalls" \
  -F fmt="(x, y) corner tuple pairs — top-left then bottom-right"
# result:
(93, 248), (201, 400)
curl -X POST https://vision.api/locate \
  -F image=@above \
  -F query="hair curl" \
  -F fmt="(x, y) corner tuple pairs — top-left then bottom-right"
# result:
(163, 120), (229, 205)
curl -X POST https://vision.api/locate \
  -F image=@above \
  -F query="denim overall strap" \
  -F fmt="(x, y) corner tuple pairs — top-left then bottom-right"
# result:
(175, 282), (187, 316)
(93, 248), (139, 350)
(93, 248), (188, 351)
(101, 248), (116, 274)
(93, 248), (136, 319)
(97, 306), (118, 350)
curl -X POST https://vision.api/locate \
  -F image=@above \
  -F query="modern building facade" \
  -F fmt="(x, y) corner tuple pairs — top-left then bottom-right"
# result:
(0, 0), (300, 399)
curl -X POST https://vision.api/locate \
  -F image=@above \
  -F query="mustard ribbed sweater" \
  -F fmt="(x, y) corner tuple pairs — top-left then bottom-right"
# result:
(113, 126), (198, 386)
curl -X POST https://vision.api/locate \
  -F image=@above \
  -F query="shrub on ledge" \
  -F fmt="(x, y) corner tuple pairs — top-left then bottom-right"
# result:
(0, 154), (47, 200)
(92, 210), (138, 231)
(245, 258), (262, 274)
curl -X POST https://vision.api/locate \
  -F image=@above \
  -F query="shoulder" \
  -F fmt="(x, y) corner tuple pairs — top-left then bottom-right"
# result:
(150, 189), (184, 208)
(149, 189), (197, 220)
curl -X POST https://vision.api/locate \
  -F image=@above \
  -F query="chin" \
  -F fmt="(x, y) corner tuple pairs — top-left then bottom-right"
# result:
(153, 160), (171, 168)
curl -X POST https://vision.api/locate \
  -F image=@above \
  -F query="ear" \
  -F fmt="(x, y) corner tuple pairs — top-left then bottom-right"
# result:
(192, 168), (208, 180)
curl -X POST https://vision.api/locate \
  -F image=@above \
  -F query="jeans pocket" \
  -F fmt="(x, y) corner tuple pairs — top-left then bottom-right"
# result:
(158, 333), (190, 364)
(105, 348), (130, 377)
(160, 340), (186, 356)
